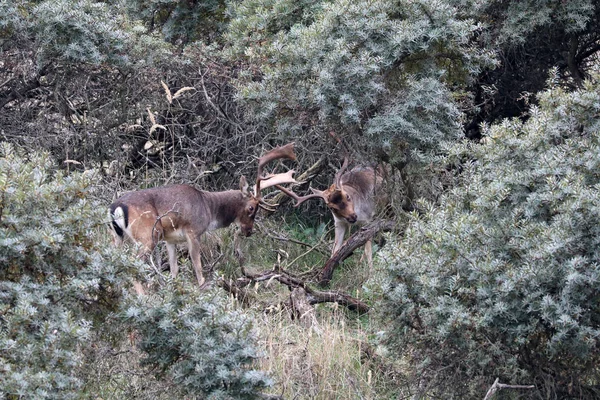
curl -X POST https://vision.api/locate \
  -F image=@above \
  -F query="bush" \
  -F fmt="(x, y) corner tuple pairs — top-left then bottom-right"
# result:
(382, 74), (600, 399)
(122, 282), (272, 399)
(0, 143), (137, 398)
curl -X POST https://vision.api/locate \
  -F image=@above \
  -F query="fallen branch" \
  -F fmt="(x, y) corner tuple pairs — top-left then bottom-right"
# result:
(223, 266), (370, 314)
(217, 278), (252, 306)
(289, 287), (316, 326)
(320, 219), (395, 286)
(483, 377), (535, 400)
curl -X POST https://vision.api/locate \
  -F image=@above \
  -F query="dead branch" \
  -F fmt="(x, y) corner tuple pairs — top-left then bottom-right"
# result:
(319, 219), (396, 286)
(223, 266), (370, 314)
(260, 228), (329, 256)
(218, 277), (252, 306)
(289, 287), (316, 326)
(483, 377), (535, 400)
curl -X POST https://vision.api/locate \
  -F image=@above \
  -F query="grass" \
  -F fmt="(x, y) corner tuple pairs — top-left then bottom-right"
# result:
(255, 307), (378, 399)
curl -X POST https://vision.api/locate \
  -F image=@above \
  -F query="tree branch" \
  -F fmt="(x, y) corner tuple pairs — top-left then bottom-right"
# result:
(319, 219), (395, 286)
(483, 377), (535, 400)
(221, 266), (370, 314)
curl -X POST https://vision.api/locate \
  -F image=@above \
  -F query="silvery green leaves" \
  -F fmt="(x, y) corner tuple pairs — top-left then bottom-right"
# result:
(381, 75), (600, 398)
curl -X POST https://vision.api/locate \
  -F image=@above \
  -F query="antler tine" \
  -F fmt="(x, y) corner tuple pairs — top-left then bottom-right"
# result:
(334, 155), (349, 187)
(329, 132), (350, 187)
(255, 143), (297, 197)
(258, 199), (279, 212)
(275, 185), (325, 207)
(258, 170), (298, 191)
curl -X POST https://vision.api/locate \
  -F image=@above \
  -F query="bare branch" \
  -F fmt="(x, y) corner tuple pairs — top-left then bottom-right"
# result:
(231, 267), (370, 314)
(320, 219), (395, 286)
(483, 378), (535, 400)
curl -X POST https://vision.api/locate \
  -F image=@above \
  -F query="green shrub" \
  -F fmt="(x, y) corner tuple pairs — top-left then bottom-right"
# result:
(0, 143), (137, 398)
(122, 282), (272, 399)
(382, 74), (600, 399)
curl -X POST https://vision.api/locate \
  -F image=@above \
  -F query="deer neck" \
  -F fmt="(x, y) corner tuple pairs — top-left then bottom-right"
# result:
(204, 190), (246, 231)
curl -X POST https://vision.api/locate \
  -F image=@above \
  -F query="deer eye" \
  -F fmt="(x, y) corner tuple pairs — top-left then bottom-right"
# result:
(248, 206), (254, 213)
(346, 194), (351, 201)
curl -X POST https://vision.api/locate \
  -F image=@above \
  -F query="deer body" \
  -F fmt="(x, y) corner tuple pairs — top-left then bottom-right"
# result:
(110, 184), (258, 289)
(110, 143), (297, 292)
(331, 167), (382, 256)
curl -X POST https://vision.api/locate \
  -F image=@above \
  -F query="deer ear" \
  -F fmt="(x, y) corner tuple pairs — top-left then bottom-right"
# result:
(240, 176), (249, 194)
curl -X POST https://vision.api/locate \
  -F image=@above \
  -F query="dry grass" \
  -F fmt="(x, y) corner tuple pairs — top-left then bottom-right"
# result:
(254, 307), (377, 399)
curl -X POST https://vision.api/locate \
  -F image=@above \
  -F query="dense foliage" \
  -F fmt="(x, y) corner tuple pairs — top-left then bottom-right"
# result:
(226, 0), (495, 163)
(0, 143), (137, 398)
(123, 284), (272, 398)
(382, 75), (600, 398)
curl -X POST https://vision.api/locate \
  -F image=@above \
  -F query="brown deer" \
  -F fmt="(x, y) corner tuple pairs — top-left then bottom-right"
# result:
(276, 155), (384, 270)
(110, 143), (297, 291)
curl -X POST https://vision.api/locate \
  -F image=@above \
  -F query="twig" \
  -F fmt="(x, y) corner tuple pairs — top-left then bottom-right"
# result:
(285, 227), (332, 267)
(483, 377), (535, 400)
(261, 229), (328, 255)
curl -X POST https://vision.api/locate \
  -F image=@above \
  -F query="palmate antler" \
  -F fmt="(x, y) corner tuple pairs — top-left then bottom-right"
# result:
(253, 143), (298, 209)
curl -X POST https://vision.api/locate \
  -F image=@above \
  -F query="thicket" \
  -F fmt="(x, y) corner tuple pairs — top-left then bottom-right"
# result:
(382, 75), (600, 398)
(0, 143), (136, 397)
(122, 283), (272, 399)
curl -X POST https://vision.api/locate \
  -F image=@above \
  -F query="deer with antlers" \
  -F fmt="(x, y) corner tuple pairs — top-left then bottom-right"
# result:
(277, 150), (385, 271)
(110, 143), (297, 292)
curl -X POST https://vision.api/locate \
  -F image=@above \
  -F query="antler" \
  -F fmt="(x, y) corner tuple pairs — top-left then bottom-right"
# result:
(259, 170), (298, 190)
(254, 143), (297, 197)
(329, 132), (350, 187)
(275, 185), (325, 207)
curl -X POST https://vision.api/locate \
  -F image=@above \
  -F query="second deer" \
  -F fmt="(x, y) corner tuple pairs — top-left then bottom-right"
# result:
(277, 154), (385, 270)
(110, 143), (297, 292)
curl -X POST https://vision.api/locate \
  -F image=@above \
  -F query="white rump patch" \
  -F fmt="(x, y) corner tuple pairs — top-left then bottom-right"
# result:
(112, 206), (127, 231)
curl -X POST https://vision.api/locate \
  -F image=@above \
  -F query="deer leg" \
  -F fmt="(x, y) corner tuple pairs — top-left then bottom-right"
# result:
(132, 242), (155, 296)
(165, 242), (179, 279)
(359, 239), (373, 273)
(132, 281), (146, 296)
(130, 216), (164, 295)
(186, 235), (206, 288)
(332, 218), (348, 255)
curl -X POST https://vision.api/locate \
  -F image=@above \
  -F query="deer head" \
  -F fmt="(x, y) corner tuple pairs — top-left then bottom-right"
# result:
(237, 142), (298, 236)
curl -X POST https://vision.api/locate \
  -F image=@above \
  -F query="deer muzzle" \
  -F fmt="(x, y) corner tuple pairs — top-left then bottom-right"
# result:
(241, 226), (253, 237)
(346, 213), (358, 224)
